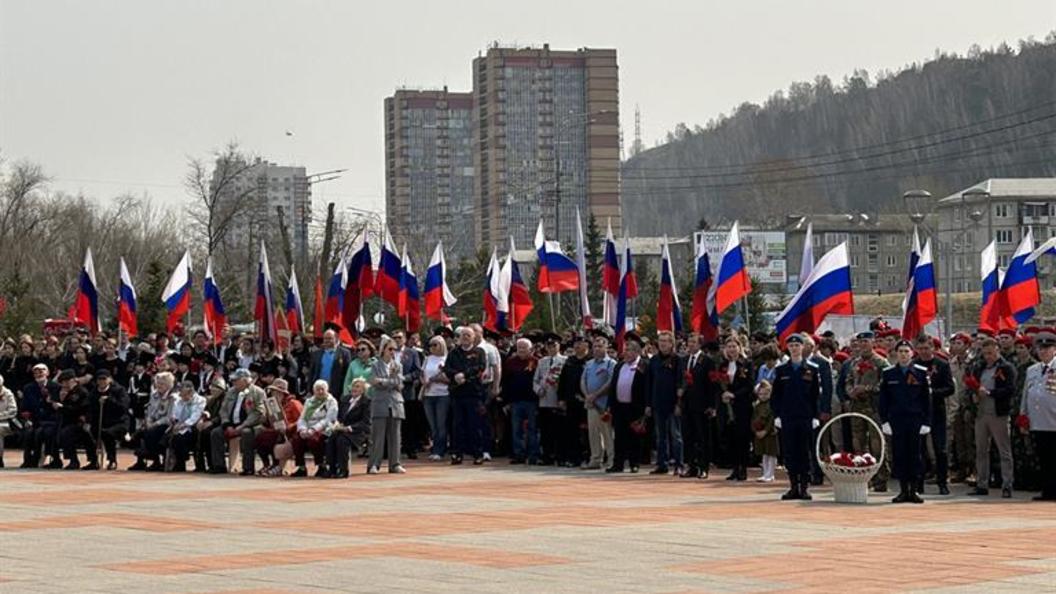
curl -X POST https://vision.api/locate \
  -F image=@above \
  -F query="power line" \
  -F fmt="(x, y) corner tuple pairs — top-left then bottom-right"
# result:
(623, 111), (1056, 182)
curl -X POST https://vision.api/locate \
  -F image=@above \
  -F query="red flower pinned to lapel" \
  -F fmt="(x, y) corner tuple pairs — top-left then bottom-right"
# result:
(907, 373), (919, 386)
(963, 375), (981, 391)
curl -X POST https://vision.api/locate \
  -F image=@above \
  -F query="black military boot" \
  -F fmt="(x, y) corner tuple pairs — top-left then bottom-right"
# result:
(907, 483), (924, 504)
(892, 481), (910, 503)
(799, 476), (813, 500)
(781, 476), (800, 500)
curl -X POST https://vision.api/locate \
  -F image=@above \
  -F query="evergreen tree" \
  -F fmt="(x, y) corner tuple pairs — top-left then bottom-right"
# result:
(744, 276), (770, 334)
(139, 259), (169, 336)
(584, 213), (604, 313)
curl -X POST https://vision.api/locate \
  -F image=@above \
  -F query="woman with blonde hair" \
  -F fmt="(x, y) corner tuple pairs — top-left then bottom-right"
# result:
(368, 335), (405, 474)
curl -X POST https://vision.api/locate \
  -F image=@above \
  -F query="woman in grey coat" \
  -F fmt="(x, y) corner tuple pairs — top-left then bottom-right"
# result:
(368, 335), (406, 474)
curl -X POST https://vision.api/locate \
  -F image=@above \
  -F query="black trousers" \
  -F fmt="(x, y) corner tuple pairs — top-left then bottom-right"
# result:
(923, 406), (949, 485)
(779, 419), (812, 479)
(98, 422), (128, 463)
(560, 406), (586, 465)
(728, 416), (752, 472)
(682, 409), (712, 472)
(163, 430), (196, 467)
(59, 424), (97, 465)
(22, 422), (53, 465)
(538, 406), (561, 462)
(325, 431), (363, 475)
(611, 402), (641, 469)
(402, 399), (427, 454)
(892, 422), (924, 482)
(1033, 430), (1056, 499)
(137, 424), (170, 461)
(451, 397), (482, 458)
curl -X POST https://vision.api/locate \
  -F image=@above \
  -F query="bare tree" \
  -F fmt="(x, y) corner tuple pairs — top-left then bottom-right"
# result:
(185, 142), (259, 255)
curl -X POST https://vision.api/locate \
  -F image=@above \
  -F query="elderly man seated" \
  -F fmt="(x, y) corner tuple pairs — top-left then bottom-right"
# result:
(209, 368), (266, 475)
(163, 381), (206, 472)
(128, 372), (176, 472)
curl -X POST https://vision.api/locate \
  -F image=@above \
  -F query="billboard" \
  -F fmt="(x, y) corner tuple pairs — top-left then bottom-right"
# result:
(695, 230), (787, 285)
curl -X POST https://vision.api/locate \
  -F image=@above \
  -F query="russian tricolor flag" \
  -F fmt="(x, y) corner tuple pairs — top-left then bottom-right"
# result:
(117, 257), (137, 337)
(424, 241), (457, 321)
(901, 238), (937, 340)
(343, 238), (374, 335)
(614, 237), (635, 351)
(602, 219), (621, 327)
(714, 221), (751, 314)
(656, 236), (683, 333)
(1000, 227), (1040, 325)
(397, 245), (421, 332)
(979, 241), (1009, 332)
(74, 248), (100, 335)
(161, 250), (192, 334)
(483, 248), (505, 332)
(775, 242), (854, 344)
(285, 265), (305, 335)
(203, 257), (226, 345)
(256, 241), (277, 345)
(534, 219), (580, 293)
(502, 238), (533, 332)
(325, 254), (346, 326)
(375, 226), (402, 308)
(690, 237), (719, 341)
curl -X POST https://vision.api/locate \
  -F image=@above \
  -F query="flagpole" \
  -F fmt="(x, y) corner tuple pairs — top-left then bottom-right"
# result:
(548, 293), (556, 331)
(742, 295), (752, 334)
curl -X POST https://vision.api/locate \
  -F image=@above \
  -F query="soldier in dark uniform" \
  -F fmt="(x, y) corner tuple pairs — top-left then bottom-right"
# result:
(879, 340), (932, 504)
(912, 335), (954, 495)
(770, 334), (821, 500)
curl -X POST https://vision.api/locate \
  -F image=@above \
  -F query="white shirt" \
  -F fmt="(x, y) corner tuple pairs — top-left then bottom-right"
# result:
(422, 355), (449, 397)
(727, 359), (737, 383)
(616, 357), (640, 404)
(479, 341), (500, 385)
(170, 394), (206, 434)
(232, 392), (245, 424)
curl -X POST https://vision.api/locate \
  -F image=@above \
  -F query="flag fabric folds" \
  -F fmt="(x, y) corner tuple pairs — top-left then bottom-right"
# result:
(424, 241), (457, 321)
(1000, 227), (1040, 325)
(775, 242), (854, 344)
(285, 265), (305, 335)
(375, 227), (402, 308)
(117, 257), (137, 337)
(255, 242), (277, 345)
(715, 221), (751, 314)
(656, 236), (683, 333)
(574, 208), (592, 327)
(203, 257), (227, 345)
(74, 248), (100, 335)
(979, 241), (1008, 332)
(161, 250), (192, 334)
(901, 238), (937, 339)
(397, 245), (421, 332)
(602, 219), (621, 326)
(325, 254), (346, 326)
(690, 237), (719, 341)
(534, 219), (580, 293)
(799, 222), (814, 288)
(614, 237), (635, 351)
(502, 238), (533, 332)
(483, 248), (505, 332)
(343, 238), (374, 336)
(313, 276), (325, 339)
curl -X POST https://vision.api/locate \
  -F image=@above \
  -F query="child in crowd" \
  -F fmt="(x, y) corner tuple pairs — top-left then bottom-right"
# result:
(753, 380), (779, 482)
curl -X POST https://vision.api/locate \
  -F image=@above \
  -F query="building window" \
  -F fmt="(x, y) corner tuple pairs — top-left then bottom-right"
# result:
(813, 234), (822, 247)
(868, 274), (879, 292)
(886, 235), (898, 246)
(850, 235), (861, 247)
(885, 255), (897, 267)
(995, 203), (1010, 218)
(850, 255), (860, 268)
(996, 229), (1014, 244)
(999, 254), (1010, 267)
(867, 254), (879, 270)
(824, 232), (839, 246)
(867, 235), (879, 253)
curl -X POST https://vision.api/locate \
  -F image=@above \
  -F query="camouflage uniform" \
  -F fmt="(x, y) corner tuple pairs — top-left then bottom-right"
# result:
(843, 350), (891, 489)
(948, 353), (976, 482)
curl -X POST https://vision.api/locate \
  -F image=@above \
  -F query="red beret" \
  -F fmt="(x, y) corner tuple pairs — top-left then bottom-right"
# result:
(1025, 326), (1041, 334)
(874, 347), (888, 358)
(932, 337), (942, 349)
(833, 351), (850, 363)
(998, 328), (1016, 338)
(1016, 336), (1033, 347)
(952, 333), (972, 344)
(977, 328), (995, 337)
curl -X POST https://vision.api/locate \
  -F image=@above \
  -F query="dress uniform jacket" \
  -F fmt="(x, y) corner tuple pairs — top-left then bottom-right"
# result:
(1022, 360), (1056, 432)
(878, 364), (932, 481)
(769, 359), (821, 477)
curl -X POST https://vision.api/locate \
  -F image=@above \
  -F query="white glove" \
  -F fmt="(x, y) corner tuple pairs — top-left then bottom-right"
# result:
(881, 422), (893, 436)
(811, 418), (820, 430)
(919, 425), (931, 436)
(774, 417), (782, 430)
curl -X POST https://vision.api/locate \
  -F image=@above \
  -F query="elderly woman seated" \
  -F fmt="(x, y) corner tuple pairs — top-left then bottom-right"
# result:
(272, 379), (337, 477)
(322, 377), (372, 478)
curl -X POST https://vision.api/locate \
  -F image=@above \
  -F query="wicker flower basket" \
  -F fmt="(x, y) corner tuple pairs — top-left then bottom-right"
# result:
(815, 412), (886, 504)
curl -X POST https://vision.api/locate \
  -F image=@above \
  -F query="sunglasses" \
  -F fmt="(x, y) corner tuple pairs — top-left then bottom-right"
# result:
(358, 347), (370, 352)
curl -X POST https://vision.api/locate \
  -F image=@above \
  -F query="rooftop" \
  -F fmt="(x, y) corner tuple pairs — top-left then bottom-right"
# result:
(780, 213), (935, 233)
(936, 178), (1056, 205)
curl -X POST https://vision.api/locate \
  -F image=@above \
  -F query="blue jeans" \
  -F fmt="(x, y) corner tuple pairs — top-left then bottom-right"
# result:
(510, 401), (540, 460)
(654, 411), (683, 468)
(423, 396), (450, 457)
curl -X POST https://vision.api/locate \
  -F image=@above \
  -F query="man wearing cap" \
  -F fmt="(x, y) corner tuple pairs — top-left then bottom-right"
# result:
(842, 331), (892, 491)
(879, 340), (932, 503)
(209, 368), (267, 475)
(997, 329), (1017, 361)
(197, 353), (222, 395)
(911, 335), (954, 495)
(534, 333), (567, 466)
(966, 338), (1016, 498)
(90, 369), (131, 470)
(54, 369), (98, 470)
(308, 329), (353, 397)
(1019, 331), (1056, 500)
(948, 332), (976, 483)
(770, 334), (822, 500)
(194, 376), (228, 472)
(18, 363), (60, 468)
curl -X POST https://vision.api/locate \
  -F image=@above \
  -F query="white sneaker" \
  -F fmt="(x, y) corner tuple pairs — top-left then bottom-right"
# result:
(389, 465), (406, 474)
(757, 476), (774, 483)
(367, 466), (379, 474)
(428, 454), (441, 462)
(482, 452), (492, 461)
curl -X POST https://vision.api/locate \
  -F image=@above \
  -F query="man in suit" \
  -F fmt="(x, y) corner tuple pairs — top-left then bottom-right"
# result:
(308, 329), (353, 396)
(607, 335), (648, 474)
(771, 334), (822, 500)
(879, 339), (932, 503)
(208, 368), (266, 475)
(680, 334), (718, 479)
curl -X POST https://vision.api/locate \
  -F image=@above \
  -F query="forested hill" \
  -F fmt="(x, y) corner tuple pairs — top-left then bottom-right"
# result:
(621, 35), (1056, 236)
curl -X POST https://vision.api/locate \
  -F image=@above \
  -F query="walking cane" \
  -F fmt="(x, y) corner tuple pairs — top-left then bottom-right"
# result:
(96, 395), (106, 470)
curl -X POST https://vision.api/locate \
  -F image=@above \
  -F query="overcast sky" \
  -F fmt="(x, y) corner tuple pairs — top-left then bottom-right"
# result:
(2, 1), (1053, 216)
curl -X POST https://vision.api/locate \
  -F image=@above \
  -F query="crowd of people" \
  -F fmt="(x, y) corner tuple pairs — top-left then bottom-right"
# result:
(0, 319), (1053, 503)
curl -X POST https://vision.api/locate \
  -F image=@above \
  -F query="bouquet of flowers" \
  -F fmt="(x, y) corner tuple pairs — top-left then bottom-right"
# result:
(709, 368), (735, 422)
(962, 375), (981, 392)
(827, 452), (877, 468)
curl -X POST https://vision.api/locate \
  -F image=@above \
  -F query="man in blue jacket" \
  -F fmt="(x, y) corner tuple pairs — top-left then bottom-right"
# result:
(770, 334), (821, 500)
(645, 331), (685, 475)
(879, 339), (932, 504)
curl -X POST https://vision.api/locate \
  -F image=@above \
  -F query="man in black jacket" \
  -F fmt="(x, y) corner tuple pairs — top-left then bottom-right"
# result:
(606, 336), (648, 473)
(19, 363), (60, 468)
(323, 383), (371, 478)
(967, 337), (1017, 498)
(55, 369), (99, 470)
(680, 334), (717, 479)
(646, 331), (685, 475)
(912, 335), (955, 494)
(557, 336), (591, 467)
(879, 340), (932, 504)
(444, 326), (487, 465)
(91, 369), (131, 470)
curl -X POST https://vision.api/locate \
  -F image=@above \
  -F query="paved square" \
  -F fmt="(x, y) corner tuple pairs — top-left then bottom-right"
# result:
(2, 455), (1055, 593)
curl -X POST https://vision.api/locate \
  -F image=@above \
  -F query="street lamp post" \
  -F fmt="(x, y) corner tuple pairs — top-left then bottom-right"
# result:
(962, 187), (992, 243)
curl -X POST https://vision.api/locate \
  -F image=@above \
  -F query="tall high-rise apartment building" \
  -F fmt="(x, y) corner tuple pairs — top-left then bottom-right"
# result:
(473, 45), (620, 249)
(385, 88), (475, 264)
